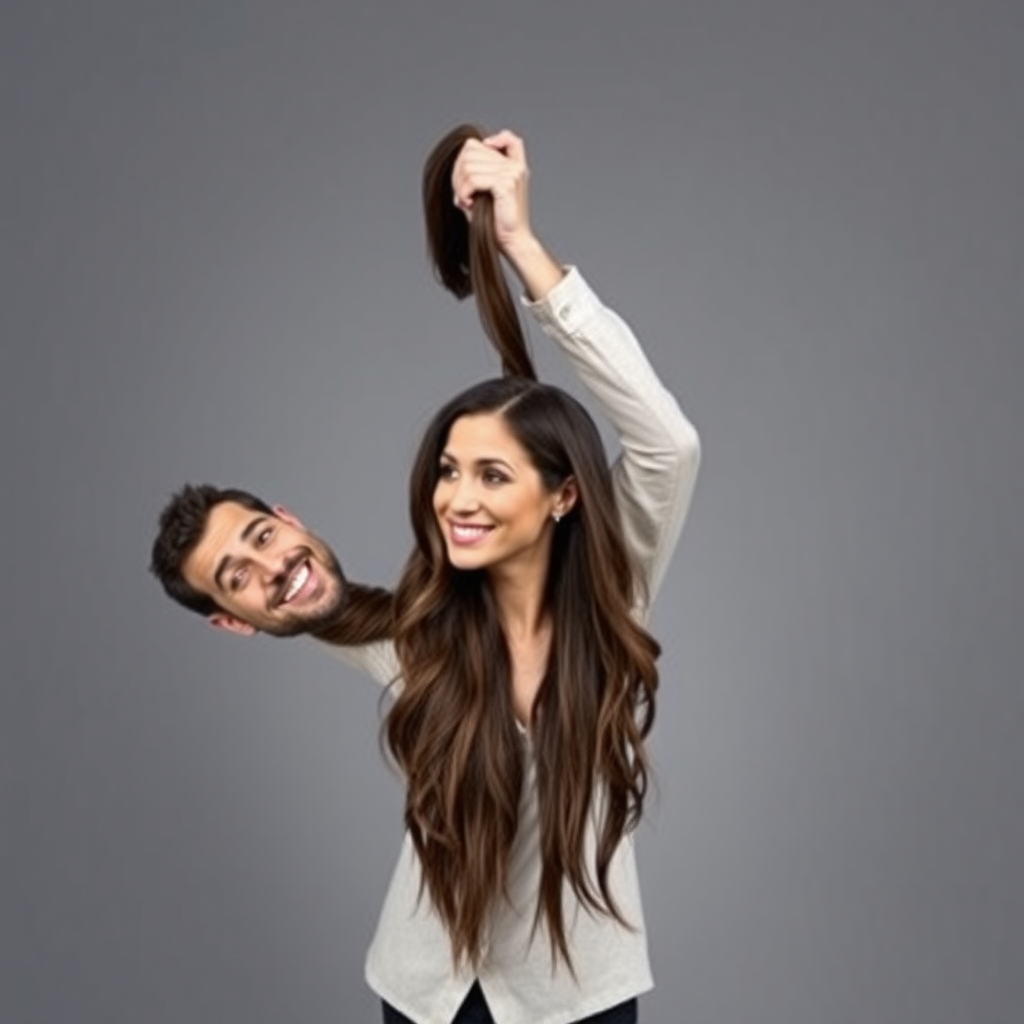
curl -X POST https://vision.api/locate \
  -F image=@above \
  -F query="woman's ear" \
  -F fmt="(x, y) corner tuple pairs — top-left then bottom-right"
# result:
(554, 476), (579, 518)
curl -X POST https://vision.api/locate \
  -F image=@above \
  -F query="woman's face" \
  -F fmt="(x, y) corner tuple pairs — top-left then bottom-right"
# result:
(433, 412), (570, 575)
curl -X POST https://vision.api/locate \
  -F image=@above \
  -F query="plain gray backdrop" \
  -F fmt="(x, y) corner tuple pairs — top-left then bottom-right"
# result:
(5, 2), (1022, 1022)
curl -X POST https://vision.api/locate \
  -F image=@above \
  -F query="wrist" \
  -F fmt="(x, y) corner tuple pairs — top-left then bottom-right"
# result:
(500, 231), (543, 263)
(501, 234), (564, 301)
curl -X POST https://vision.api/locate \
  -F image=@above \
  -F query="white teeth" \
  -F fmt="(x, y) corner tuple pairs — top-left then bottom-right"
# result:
(452, 525), (490, 540)
(284, 563), (310, 602)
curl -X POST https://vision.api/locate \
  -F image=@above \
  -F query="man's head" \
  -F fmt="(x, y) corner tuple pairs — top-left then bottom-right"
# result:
(149, 484), (346, 637)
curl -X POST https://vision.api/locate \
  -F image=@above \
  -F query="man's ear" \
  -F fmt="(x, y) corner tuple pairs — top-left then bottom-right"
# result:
(272, 505), (304, 529)
(208, 613), (258, 637)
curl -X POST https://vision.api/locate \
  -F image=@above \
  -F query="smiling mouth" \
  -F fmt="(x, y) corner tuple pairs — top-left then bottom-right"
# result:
(277, 559), (312, 606)
(449, 523), (495, 546)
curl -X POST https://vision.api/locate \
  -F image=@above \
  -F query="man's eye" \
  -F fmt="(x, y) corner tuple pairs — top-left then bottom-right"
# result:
(258, 528), (273, 545)
(230, 569), (248, 592)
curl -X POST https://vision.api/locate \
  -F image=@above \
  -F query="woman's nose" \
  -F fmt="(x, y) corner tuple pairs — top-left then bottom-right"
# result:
(449, 478), (481, 513)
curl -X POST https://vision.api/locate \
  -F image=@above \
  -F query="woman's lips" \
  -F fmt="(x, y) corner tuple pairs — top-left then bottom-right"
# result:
(448, 523), (495, 547)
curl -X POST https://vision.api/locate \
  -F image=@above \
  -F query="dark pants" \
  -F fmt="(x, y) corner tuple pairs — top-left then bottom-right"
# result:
(382, 981), (638, 1024)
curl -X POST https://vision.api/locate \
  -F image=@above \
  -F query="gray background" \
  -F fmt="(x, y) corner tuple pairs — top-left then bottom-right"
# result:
(5, 1), (1022, 1022)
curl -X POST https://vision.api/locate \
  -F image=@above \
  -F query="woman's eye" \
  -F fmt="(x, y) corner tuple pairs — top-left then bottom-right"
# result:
(439, 464), (457, 480)
(484, 471), (507, 485)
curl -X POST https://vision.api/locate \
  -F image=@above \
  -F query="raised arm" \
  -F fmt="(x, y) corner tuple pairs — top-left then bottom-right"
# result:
(524, 269), (700, 605)
(454, 131), (701, 605)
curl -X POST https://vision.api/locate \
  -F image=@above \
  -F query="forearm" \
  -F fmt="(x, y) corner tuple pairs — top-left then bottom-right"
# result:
(524, 269), (700, 601)
(525, 268), (697, 457)
(501, 233), (566, 302)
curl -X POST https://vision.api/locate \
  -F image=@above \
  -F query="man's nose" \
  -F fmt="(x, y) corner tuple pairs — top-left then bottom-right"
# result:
(255, 549), (290, 582)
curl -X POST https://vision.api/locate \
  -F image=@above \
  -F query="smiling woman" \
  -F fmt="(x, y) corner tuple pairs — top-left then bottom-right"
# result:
(359, 127), (700, 1024)
(433, 407), (577, 573)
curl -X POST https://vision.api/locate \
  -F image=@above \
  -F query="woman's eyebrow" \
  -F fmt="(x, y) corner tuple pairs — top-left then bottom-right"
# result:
(441, 452), (515, 471)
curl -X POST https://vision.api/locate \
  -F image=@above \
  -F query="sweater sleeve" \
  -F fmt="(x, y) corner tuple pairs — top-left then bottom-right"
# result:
(313, 637), (401, 690)
(523, 267), (700, 610)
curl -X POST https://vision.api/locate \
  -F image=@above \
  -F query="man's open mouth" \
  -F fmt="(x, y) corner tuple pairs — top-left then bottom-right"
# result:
(278, 559), (312, 606)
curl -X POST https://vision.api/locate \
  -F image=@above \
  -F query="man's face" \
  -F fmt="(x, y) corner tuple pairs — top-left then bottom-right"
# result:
(181, 502), (345, 637)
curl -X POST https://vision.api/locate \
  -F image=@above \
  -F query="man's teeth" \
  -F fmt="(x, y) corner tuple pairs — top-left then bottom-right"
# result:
(283, 563), (310, 603)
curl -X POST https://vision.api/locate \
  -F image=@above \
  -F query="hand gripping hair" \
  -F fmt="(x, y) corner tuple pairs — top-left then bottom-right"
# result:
(422, 123), (537, 382)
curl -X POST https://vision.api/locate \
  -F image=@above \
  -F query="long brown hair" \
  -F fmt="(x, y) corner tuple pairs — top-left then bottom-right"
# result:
(422, 123), (536, 380)
(382, 127), (663, 972)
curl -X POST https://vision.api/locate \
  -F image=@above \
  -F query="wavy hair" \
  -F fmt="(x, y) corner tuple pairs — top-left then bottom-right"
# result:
(382, 126), (663, 972)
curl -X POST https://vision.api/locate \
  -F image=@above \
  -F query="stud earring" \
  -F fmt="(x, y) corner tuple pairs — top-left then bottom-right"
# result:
(553, 512), (562, 523)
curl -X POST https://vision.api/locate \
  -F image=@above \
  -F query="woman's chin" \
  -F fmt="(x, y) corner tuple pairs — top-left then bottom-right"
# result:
(446, 548), (490, 572)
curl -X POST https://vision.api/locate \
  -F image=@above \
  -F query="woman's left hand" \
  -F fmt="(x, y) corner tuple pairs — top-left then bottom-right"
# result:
(451, 130), (535, 256)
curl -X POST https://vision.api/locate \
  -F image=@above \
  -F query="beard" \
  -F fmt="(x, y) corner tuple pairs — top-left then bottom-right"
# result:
(260, 540), (348, 638)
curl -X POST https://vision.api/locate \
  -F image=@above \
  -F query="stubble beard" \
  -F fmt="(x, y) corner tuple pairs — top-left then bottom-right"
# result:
(261, 541), (347, 638)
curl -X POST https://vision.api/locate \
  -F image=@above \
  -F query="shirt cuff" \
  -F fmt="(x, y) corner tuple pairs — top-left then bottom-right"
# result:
(520, 265), (603, 333)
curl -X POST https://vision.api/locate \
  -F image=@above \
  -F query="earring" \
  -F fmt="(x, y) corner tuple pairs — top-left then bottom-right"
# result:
(553, 512), (562, 523)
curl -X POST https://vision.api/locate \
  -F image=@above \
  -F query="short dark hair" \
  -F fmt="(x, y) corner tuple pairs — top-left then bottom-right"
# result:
(149, 484), (273, 616)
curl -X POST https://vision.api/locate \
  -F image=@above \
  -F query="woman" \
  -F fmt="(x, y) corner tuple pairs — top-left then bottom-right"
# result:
(335, 129), (700, 1024)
